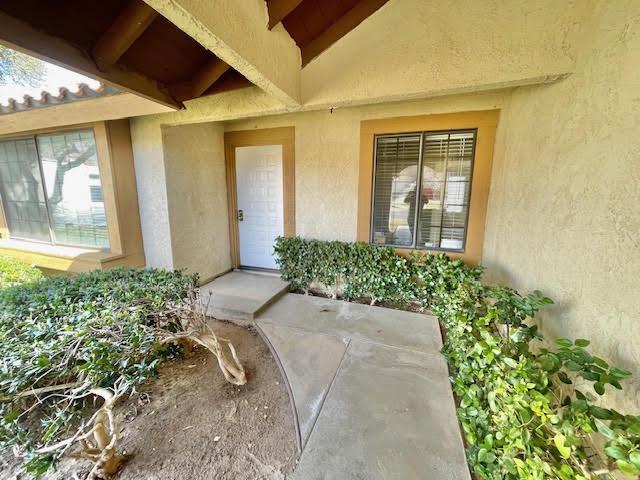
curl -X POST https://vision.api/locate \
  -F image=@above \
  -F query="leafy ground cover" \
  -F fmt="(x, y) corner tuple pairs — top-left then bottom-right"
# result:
(274, 236), (640, 479)
(0, 255), (43, 287)
(0, 267), (197, 475)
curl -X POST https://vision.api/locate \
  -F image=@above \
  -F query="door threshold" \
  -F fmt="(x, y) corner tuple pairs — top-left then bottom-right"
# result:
(235, 266), (281, 277)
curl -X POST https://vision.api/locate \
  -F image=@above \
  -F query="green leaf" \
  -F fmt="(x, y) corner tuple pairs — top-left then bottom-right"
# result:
(610, 367), (632, 379)
(593, 356), (609, 369)
(596, 422), (615, 439)
(503, 357), (518, 368)
(589, 406), (613, 420)
(605, 445), (627, 460)
(539, 353), (559, 372)
(629, 451), (640, 470)
(554, 433), (571, 459)
(477, 448), (488, 462)
(554, 338), (573, 347)
(616, 459), (640, 476)
(574, 339), (590, 347)
(594, 382), (606, 395)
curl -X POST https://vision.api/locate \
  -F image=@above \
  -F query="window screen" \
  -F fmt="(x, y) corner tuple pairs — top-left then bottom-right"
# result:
(0, 130), (109, 249)
(371, 129), (476, 251)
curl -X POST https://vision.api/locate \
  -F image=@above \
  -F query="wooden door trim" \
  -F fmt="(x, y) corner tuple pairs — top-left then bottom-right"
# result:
(224, 127), (295, 268)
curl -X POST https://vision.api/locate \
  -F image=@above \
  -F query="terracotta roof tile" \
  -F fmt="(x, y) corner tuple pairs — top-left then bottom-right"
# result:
(0, 83), (120, 115)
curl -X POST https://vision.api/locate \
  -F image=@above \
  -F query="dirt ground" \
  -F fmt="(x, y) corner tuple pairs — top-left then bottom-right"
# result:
(1, 321), (298, 480)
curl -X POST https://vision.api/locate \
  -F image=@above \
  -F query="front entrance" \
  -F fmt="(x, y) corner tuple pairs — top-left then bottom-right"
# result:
(235, 145), (283, 269)
(224, 127), (295, 270)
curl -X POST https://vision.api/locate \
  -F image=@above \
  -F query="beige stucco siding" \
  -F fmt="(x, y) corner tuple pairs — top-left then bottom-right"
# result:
(301, 0), (592, 108)
(162, 122), (231, 281)
(130, 115), (174, 269)
(225, 91), (508, 241)
(483, 0), (640, 413)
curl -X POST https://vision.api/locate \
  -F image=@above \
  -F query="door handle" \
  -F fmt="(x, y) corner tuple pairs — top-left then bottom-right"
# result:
(237, 209), (244, 221)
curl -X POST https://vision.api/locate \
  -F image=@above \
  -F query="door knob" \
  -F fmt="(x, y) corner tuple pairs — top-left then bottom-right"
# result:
(237, 209), (244, 221)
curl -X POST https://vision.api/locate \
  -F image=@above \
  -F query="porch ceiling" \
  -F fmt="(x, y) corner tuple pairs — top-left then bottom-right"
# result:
(266, 0), (389, 66)
(0, 0), (253, 109)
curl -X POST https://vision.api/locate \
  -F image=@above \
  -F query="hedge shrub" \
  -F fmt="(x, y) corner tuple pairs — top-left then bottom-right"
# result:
(0, 267), (197, 474)
(0, 255), (43, 288)
(274, 236), (640, 479)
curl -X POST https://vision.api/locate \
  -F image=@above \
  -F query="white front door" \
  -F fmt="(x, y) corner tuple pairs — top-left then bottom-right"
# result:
(235, 145), (284, 269)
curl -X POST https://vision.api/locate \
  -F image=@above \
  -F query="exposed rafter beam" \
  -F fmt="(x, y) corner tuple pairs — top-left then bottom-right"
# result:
(92, 0), (159, 71)
(145, 0), (301, 106)
(170, 57), (230, 101)
(302, 0), (388, 66)
(205, 74), (254, 97)
(267, 0), (304, 29)
(0, 10), (180, 109)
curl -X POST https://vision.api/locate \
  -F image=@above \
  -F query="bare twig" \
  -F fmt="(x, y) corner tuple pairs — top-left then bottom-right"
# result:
(35, 383), (128, 479)
(159, 298), (247, 386)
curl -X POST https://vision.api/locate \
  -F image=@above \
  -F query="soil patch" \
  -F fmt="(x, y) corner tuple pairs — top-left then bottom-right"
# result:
(1, 320), (298, 480)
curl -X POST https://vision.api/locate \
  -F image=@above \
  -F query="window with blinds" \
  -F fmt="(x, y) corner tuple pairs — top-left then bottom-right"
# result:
(370, 129), (476, 252)
(0, 129), (109, 249)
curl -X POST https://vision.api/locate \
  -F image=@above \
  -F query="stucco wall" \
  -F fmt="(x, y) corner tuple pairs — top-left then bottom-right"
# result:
(131, 114), (173, 269)
(161, 122), (231, 281)
(225, 90), (508, 241)
(483, 0), (640, 413)
(301, 0), (593, 108)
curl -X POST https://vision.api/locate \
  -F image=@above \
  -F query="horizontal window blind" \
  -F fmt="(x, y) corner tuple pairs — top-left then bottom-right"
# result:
(371, 135), (421, 247)
(371, 129), (476, 252)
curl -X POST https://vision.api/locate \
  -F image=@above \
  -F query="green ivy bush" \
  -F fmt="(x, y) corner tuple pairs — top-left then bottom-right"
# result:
(274, 236), (640, 479)
(274, 237), (417, 304)
(0, 255), (43, 288)
(0, 267), (197, 474)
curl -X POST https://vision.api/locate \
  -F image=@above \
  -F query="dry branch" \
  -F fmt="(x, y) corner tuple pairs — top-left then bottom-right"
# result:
(36, 383), (127, 479)
(160, 298), (247, 386)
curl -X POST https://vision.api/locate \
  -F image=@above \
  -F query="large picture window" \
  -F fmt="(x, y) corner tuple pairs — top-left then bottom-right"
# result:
(0, 129), (109, 249)
(370, 129), (476, 252)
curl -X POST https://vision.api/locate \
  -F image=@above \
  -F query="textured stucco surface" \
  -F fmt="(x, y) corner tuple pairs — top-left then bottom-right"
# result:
(162, 122), (231, 280)
(130, 115), (173, 269)
(484, 0), (640, 413)
(132, 88), (507, 248)
(144, 0), (301, 105)
(225, 91), (508, 241)
(301, 0), (592, 108)
(129, 87), (288, 268)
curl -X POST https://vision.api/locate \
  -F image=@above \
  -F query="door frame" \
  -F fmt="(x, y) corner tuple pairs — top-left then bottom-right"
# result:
(224, 127), (295, 269)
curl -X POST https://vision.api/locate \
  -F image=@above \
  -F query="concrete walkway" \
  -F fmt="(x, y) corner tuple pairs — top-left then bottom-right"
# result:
(255, 294), (471, 480)
(204, 272), (470, 479)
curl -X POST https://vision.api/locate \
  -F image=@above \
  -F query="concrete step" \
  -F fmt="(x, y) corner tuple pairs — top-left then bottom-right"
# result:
(199, 271), (289, 321)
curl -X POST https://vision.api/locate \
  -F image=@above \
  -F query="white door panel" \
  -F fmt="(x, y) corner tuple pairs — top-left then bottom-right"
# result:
(235, 145), (283, 269)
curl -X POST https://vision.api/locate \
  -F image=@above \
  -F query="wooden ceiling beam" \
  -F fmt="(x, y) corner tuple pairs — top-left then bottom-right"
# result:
(267, 0), (304, 29)
(0, 10), (180, 109)
(169, 57), (231, 101)
(92, 0), (159, 71)
(204, 74), (254, 97)
(301, 0), (388, 66)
